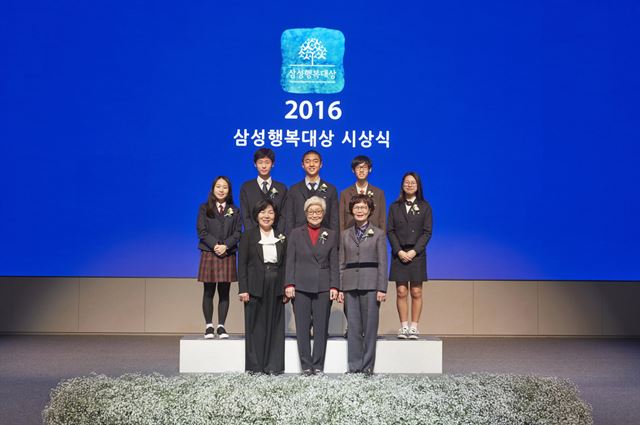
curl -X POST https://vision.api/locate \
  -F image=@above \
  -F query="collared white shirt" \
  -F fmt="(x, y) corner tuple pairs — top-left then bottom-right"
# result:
(259, 228), (279, 263)
(216, 202), (226, 213)
(355, 183), (368, 195)
(404, 196), (416, 213)
(305, 176), (321, 191)
(256, 176), (272, 192)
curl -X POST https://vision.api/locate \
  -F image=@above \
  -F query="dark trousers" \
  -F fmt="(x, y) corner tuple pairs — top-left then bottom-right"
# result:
(345, 290), (379, 373)
(292, 290), (331, 371)
(244, 268), (284, 374)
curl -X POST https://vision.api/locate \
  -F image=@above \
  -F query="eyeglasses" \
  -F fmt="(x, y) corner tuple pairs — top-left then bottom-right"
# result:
(354, 165), (369, 171)
(352, 205), (369, 211)
(306, 210), (324, 216)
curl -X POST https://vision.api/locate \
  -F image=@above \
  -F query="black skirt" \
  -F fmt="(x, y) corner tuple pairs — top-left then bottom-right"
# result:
(389, 251), (427, 282)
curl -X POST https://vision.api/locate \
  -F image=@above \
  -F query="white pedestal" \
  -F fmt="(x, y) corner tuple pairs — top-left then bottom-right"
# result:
(180, 336), (442, 374)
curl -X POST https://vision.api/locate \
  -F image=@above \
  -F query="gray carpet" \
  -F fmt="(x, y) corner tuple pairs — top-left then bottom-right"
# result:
(1, 336), (638, 424)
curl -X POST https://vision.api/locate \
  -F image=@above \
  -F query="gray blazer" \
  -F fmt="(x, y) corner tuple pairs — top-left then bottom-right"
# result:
(285, 225), (339, 293)
(339, 224), (388, 292)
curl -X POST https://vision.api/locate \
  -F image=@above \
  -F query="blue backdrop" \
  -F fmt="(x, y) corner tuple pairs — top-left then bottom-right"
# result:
(1, 1), (639, 280)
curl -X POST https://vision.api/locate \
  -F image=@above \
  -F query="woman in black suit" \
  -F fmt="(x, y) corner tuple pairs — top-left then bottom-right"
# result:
(238, 199), (287, 374)
(387, 172), (433, 340)
(196, 176), (241, 339)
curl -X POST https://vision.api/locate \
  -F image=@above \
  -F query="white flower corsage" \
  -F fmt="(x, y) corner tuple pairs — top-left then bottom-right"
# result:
(365, 228), (375, 238)
(319, 183), (328, 193)
(277, 234), (286, 243)
(224, 208), (234, 217)
(319, 231), (329, 244)
(269, 187), (278, 199)
(367, 190), (374, 198)
(410, 204), (420, 215)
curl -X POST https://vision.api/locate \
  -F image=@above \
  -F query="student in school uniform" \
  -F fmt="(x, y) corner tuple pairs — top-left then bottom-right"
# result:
(339, 155), (387, 232)
(196, 176), (242, 339)
(239, 148), (287, 234)
(387, 171), (433, 340)
(284, 150), (339, 235)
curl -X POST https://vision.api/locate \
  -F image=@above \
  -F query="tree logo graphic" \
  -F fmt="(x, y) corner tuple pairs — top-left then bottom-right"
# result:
(281, 28), (345, 94)
(298, 38), (328, 66)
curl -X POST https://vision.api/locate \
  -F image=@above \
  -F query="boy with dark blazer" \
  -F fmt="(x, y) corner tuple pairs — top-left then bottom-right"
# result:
(284, 150), (339, 235)
(240, 148), (287, 234)
(339, 155), (387, 232)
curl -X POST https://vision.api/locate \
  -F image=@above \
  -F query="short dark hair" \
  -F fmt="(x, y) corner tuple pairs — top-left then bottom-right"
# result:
(351, 155), (372, 170)
(348, 194), (375, 216)
(253, 148), (275, 164)
(252, 199), (279, 223)
(396, 171), (425, 202)
(302, 149), (322, 163)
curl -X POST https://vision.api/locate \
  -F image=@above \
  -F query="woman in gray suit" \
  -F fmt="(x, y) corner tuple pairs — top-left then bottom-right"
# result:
(339, 194), (388, 375)
(285, 196), (340, 375)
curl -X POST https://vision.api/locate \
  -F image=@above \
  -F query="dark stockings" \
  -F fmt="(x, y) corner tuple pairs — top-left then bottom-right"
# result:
(202, 282), (231, 325)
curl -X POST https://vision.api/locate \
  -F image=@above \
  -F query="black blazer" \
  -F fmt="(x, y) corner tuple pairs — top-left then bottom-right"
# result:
(238, 227), (287, 298)
(239, 179), (288, 234)
(197, 203), (242, 254)
(285, 225), (339, 293)
(284, 179), (339, 235)
(387, 199), (433, 256)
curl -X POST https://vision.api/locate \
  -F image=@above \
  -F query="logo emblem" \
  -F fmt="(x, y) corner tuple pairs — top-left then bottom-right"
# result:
(281, 28), (345, 94)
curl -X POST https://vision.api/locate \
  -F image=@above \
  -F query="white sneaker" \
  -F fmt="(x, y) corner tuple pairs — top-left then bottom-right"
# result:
(204, 327), (215, 339)
(216, 325), (229, 339)
(397, 326), (409, 339)
(408, 327), (419, 340)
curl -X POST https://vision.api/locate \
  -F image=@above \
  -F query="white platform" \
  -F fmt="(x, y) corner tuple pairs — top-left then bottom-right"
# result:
(180, 336), (442, 374)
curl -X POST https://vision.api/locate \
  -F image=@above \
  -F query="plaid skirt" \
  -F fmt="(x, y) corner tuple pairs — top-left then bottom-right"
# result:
(197, 250), (237, 283)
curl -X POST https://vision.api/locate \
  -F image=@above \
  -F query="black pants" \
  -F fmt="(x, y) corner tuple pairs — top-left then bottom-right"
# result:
(244, 268), (284, 374)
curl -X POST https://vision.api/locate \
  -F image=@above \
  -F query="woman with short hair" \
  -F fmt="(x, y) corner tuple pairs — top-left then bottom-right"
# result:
(339, 194), (388, 374)
(238, 199), (287, 374)
(285, 196), (340, 375)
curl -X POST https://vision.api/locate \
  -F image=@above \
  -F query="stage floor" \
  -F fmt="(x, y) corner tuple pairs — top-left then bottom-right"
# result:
(1, 335), (638, 424)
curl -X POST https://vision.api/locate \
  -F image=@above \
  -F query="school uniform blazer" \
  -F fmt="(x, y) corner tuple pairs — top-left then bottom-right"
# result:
(339, 224), (388, 293)
(387, 200), (433, 256)
(339, 183), (387, 232)
(285, 225), (339, 293)
(237, 227), (287, 298)
(196, 203), (242, 254)
(239, 179), (288, 233)
(284, 179), (339, 235)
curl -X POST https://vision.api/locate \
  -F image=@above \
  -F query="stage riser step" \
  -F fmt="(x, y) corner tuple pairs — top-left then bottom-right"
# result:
(180, 336), (442, 374)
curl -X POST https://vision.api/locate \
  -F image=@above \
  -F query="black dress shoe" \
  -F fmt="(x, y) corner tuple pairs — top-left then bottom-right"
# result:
(302, 369), (314, 376)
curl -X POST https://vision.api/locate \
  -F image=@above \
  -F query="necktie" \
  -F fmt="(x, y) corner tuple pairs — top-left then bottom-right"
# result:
(219, 205), (224, 215)
(262, 181), (268, 194)
(309, 182), (317, 192)
(359, 189), (365, 195)
(405, 201), (413, 207)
